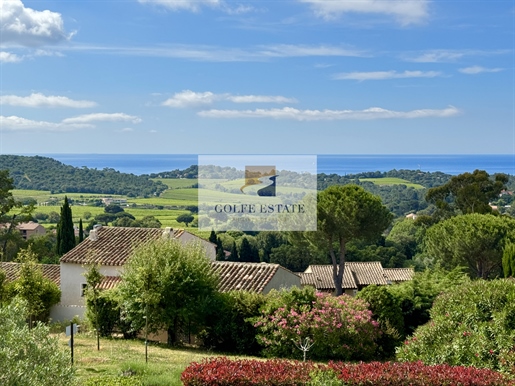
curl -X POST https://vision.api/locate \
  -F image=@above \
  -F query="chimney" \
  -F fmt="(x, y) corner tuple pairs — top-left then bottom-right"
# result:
(89, 229), (98, 241)
(93, 224), (103, 230)
(162, 227), (173, 239)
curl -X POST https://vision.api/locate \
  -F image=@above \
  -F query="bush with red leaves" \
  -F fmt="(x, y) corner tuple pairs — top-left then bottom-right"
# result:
(181, 357), (515, 386)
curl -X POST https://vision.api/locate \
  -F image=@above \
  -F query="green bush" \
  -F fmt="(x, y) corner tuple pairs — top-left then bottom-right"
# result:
(0, 298), (75, 386)
(356, 285), (404, 359)
(396, 279), (515, 373)
(200, 290), (266, 355)
(86, 290), (120, 337)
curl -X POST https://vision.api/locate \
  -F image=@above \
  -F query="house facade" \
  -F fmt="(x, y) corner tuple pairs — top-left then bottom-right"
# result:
(52, 225), (217, 321)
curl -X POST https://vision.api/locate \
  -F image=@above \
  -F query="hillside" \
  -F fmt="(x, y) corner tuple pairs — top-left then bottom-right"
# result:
(0, 155), (167, 197)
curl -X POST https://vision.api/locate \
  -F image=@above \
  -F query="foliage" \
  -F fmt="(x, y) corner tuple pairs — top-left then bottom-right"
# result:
(306, 184), (392, 295)
(356, 285), (404, 359)
(502, 243), (515, 278)
(83, 376), (143, 386)
(182, 357), (514, 386)
(105, 204), (124, 214)
(181, 357), (316, 386)
(0, 155), (167, 197)
(254, 290), (380, 361)
(200, 290), (266, 355)
(0, 299), (75, 386)
(118, 239), (219, 345)
(328, 361), (514, 386)
(387, 267), (470, 337)
(426, 169), (508, 216)
(56, 196), (76, 256)
(396, 279), (515, 374)
(424, 213), (515, 278)
(176, 213), (194, 227)
(7, 248), (61, 324)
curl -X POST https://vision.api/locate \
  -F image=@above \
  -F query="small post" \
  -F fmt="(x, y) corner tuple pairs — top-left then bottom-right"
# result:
(70, 322), (74, 365)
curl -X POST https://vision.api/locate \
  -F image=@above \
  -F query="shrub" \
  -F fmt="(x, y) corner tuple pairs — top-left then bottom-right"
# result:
(181, 358), (515, 386)
(254, 290), (380, 361)
(396, 279), (515, 374)
(200, 290), (266, 355)
(181, 357), (316, 386)
(0, 298), (75, 386)
(86, 290), (120, 337)
(329, 361), (514, 386)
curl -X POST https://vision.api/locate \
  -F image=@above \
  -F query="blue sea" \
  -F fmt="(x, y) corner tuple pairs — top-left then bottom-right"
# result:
(30, 154), (515, 176)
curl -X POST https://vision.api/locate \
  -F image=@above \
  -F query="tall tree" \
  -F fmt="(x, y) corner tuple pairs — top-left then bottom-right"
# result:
(78, 218), (84, 243)
(238, 237), (254, 262)
(424, 213), (515, 279)
(56, 196), (75, 256)
(426, 169), (508, 217)
(229, 241), (239, 262)
(305, 185), (392, 296)
(501, 243), (515, 278)
(0, 170), (33, 261)
(83, 263), (103, 350)
(119, 239), (219, 346)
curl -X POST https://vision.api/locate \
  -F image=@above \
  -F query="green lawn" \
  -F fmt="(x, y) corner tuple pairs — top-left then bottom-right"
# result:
(359, 177), (425, 189)
(57, 333), (230, 385)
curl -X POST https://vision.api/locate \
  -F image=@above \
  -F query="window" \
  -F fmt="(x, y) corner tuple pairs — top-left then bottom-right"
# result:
(81, 283), (87, 297)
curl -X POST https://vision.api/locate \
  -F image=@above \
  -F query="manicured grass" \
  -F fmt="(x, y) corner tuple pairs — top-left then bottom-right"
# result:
(359, 177), (425, 189)
(57, 332), (222, 385)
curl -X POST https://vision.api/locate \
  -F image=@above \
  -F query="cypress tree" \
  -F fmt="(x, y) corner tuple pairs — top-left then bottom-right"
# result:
(209, 230), (217, 244)
(239, 238), (253, 262)
(56, 196), (75, 256)
(215, 236), (225, 261)
(79, 218), (84, 243)
(229, 241), (239, 262)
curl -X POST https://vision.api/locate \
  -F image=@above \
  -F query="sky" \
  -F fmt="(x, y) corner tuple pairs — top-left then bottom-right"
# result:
(0, 0), (513, 155)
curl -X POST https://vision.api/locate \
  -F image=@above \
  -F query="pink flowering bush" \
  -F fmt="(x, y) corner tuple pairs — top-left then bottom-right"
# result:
(254, 291), (380, 361)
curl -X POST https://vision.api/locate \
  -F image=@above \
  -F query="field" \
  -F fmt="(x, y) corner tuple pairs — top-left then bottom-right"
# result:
(57, 332), (228, 385)
(359, 177), (424, 189)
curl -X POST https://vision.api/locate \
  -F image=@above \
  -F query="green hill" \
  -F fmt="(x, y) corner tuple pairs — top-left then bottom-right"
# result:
(0, 155), (167, 197)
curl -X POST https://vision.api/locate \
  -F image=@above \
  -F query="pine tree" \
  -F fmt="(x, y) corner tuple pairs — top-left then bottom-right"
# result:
(56, 196), (75, 256)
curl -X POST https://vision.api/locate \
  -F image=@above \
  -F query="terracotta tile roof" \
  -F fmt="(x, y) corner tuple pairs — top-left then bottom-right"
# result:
(0, 262), (60, 286)
(212, 261), (287, 293)
(97, 276), (122, 290)
(17, 221), (44, 231)
(60, 226), (172, 266)
(302, 262), (397, 291)
(384, 268), (415, 282)
(347, 261), (388, 286)
(301, 265), (357, 290)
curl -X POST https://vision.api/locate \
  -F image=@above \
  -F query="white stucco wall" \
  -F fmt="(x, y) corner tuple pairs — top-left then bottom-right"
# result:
(51, 263), (123, 321)
(263, 268), (301, 294)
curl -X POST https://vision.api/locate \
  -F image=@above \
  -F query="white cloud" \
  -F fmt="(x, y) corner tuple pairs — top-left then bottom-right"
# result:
(162, 91), (218, 108)
(0, 115), (91, 131)
(0, 93), (97, 108)
(138, 0), (221, 12)
(66, 43), (364, 62)
(162, 90), (296, 108)
(198, 106), (460, 121)
(0, 0), (72, 46)
(459, 66), (503, 75)
(299, 0), (430, 25)
(404, 49), (509, 63)
(118, 128), (135, 132)
(333, 70), (442, 81)
(62, 113), (142, 124)
(0, 51), (22, 63)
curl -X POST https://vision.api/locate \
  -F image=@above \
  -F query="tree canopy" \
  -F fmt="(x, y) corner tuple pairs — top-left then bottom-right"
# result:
(426, 169), (508, 216)
(306, 185), (392, 295)
(424, 213), (515, 278)
(118, 239), (219, 345)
